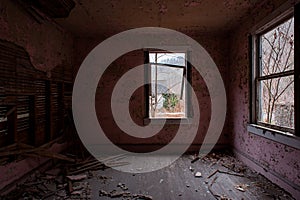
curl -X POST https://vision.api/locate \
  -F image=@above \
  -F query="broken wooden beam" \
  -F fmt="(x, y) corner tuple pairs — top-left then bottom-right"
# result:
(0, 148), (37, 157)
(25, 150), (76, 162)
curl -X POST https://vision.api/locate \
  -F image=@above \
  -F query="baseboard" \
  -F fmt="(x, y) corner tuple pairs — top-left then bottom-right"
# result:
(112, 143), (229, 154)
(233, 148), (300, 199)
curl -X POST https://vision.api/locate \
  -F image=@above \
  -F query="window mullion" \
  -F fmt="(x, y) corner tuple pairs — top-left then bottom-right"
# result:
(295, 3), (300, 136)
(149, 62), (186, 69)
(144, 51), (150, 118)
(254, 35), (261, 124)
(257, 70), (294, 81)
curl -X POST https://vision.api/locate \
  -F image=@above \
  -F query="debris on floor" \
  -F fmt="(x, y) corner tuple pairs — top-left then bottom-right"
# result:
(189, 166), (195, 172)
(0, 154), (129, 199)
(66, 174), (88, 181)
(0, 151), (294, 200)
(99, 189), (152, 200)
(200, 151), (294, 200)
(234, 184), (249, 192)
(194, 172), (202, 178)
(117, 182), (128, 190)
(0, 141), (76, 165)
(190, 155), (200, 163)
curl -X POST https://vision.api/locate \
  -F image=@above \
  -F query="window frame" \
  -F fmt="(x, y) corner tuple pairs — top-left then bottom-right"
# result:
(144, 49), (192, 123)
(250, 3), (300, 139)
(256, 16), (295, 133)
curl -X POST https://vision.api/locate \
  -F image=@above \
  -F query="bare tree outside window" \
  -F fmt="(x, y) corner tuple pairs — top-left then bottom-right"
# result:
(258, 17), (294, 130)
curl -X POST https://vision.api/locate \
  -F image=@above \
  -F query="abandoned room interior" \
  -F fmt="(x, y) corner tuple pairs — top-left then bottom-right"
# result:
(0, 0), (299, 199)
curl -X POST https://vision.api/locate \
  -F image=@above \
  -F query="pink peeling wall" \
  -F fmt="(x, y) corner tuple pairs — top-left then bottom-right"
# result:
(73, 33), (230, 153)
(228, 0), (300, 198)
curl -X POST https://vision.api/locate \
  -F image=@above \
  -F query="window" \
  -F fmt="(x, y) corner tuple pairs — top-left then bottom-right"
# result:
(258, 17), (294, 131)
(251, 5), (299, 136)
(145, 51), (189, 119)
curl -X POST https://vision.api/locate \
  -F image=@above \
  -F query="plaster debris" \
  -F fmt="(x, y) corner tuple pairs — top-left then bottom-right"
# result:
(66, 174), (87, 181)
(189, 166), (195, 172)
(117, 182), (128, 190)
(2, 151), (294, 200)
(99, 189), (152, 199)
(234, 184), (249, 192)
(191, 156), (200, 163)
(194, 172), (202, 177)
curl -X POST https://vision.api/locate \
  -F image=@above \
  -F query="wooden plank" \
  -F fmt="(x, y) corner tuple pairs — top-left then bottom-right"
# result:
(7, 104), (17, 145)
(0, 148), (37, 157)
(0, 143), (18, 152)
(25, 150), (75, 162)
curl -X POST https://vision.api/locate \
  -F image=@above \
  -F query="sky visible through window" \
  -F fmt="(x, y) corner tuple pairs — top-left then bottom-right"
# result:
(258, 17), (294, 130)
(149, 52), (187, 118)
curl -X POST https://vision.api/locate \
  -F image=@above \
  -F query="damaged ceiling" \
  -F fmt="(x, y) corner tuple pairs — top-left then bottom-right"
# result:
(54, 0), (262, 37)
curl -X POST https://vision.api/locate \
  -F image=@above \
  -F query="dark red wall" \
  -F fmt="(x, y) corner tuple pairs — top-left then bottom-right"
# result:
(73, 33), (230, 152)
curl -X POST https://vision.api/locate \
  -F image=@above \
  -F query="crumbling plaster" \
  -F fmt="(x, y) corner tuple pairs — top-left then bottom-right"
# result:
(0, 0), (74, 73)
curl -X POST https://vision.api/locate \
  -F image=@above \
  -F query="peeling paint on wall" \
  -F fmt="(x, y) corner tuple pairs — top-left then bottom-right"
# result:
(0, 0), (74, 73)
(73, 33), (230, 152)
(228, 0), (300, 197)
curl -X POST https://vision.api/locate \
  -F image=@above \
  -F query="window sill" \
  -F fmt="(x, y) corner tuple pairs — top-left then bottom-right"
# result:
(247, 124), (300, 149)
(143, 118), (193, 125)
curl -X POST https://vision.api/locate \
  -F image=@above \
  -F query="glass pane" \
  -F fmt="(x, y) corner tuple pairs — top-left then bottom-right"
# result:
(149, 64), (185, 118)
(149, 53), (186, 66)
(261, 17), (294, 76)
(258, 75), (294, 129)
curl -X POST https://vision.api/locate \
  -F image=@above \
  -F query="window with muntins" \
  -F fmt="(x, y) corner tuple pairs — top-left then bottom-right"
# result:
(251, 4), (299, 136)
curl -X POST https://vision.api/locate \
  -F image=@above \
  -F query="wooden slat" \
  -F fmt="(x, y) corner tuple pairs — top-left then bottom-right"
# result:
(0, 39), (73, 148)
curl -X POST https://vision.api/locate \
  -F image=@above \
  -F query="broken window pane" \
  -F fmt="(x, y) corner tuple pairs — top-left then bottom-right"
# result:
(149, 53), (186, 66)
(149, 52), (187, 118)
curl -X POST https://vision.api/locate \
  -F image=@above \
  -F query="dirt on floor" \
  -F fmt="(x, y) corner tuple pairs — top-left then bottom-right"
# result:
(0, 151), (295, 200)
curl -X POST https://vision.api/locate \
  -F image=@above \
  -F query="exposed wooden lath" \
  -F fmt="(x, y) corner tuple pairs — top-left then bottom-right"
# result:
(18, 0), (75, 19)
(0, 39), (73, 148)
